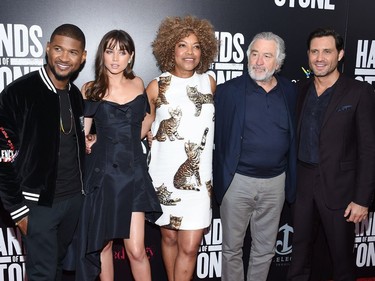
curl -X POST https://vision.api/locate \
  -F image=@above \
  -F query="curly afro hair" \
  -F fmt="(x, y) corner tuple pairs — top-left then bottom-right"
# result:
(152, 15), (218, 74)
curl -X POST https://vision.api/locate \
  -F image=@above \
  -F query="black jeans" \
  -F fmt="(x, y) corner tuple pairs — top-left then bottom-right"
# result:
(23, 193), (82, 281)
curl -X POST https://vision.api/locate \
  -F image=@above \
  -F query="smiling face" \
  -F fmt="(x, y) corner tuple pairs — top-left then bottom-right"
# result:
(248, 38), (279, 82)
(46, 35), (86, 89)
(172, 33), (201, 78)
(103, 40), (132, 75)
(308, 36), (344, 79)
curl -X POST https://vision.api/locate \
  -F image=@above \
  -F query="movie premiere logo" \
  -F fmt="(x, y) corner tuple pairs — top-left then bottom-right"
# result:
(0, 24), (44, 92)
(355, 212), (375, 268)
(207, 32), (245, 85)
(0, 228), (25, 281)
(354, 39), (375, 86)
(113, 245), (155, 261)
(273, 223), (293, 265)
(196, 218), (222, 279)
(274, 0), (335, 10)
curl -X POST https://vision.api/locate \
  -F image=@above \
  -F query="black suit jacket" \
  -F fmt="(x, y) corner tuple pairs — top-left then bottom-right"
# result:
(297, 74), (375, 209)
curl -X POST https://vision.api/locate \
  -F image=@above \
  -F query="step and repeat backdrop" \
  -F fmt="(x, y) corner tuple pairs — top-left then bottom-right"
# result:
(1, 0), (375, 280)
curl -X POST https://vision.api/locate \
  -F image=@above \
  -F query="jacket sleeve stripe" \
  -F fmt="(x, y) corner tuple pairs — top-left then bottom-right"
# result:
(10, 205), (29, 219)
(22, 191), (40, 201)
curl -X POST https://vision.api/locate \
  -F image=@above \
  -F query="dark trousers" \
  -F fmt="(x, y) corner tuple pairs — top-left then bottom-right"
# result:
(287, 162), (356, 281)
(23, 193), (82, 281)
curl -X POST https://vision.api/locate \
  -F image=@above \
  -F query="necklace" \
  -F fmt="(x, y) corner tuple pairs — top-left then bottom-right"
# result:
(60, 108), (73, 134)
(59, 90), (74, 135)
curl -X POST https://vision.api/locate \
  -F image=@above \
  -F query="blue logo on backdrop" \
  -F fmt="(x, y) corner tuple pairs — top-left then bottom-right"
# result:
(273, 223), (293, 265)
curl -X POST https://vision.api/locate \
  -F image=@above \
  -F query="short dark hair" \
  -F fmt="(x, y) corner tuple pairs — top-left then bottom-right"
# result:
(307, 28), (344, 52)
(50, 24), (86, 49)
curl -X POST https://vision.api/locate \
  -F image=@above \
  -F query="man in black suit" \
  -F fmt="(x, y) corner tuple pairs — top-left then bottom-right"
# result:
(288, 28), (375, 281)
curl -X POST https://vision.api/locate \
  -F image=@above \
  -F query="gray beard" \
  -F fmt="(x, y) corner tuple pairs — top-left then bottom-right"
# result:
(248, 68), (275, 82)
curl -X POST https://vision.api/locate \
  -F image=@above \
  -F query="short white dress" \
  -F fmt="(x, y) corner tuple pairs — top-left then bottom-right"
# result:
(148, 72), (214, 230)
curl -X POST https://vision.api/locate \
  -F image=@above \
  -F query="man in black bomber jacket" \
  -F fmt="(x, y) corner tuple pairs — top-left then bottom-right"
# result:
(0, 24), (87, 281)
